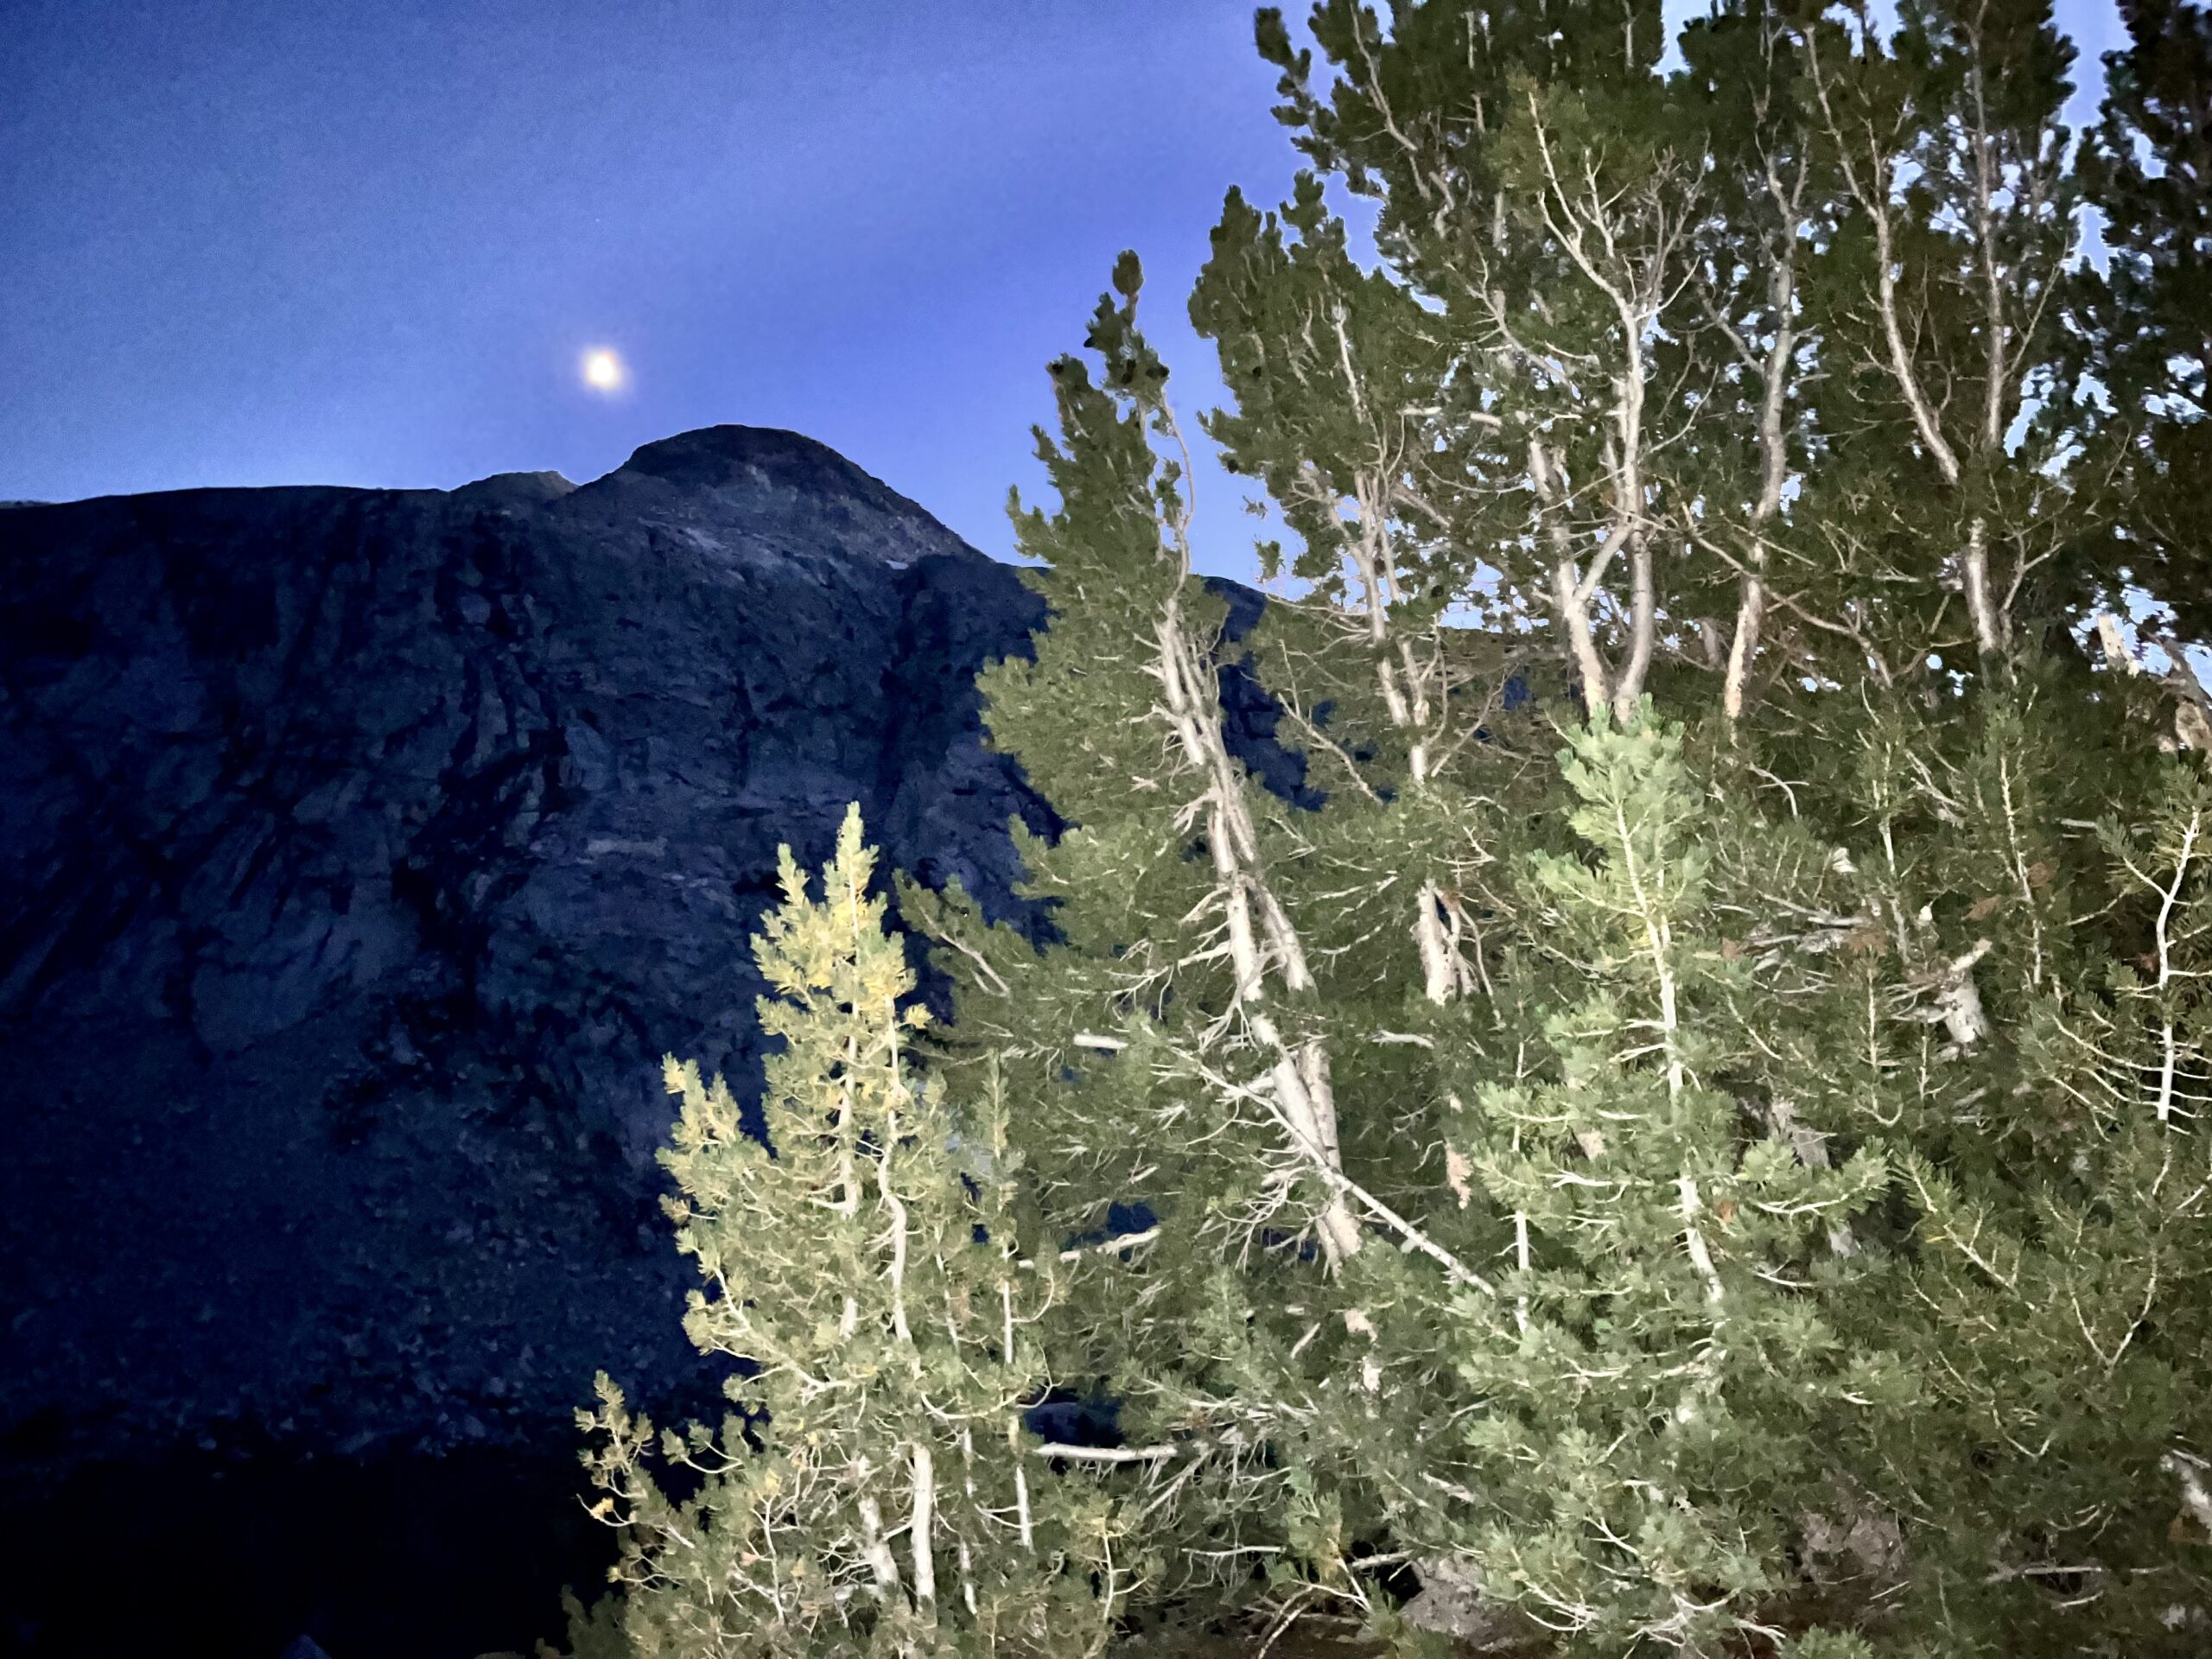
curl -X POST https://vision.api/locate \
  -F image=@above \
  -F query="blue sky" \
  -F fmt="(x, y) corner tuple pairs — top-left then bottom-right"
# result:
(2, 1), (2127, 576)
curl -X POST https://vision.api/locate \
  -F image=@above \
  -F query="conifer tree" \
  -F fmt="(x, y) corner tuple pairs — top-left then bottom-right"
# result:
(937, 251), (1373, 1263)
(1428, 707), (1889, 1651)
(665, 3), (2212, 1652)
(1796, 0), (2084, 669)
(511, 1), (2212, 1651)
(573, 808), (1135, 1659)
(1669, 0), (1830, 722)
(899, 258), (1510, 1631)
(1791, 694), (2212, 1650)
(1190, 169), (1511, 1006)
(1251, 0), (1688, 721)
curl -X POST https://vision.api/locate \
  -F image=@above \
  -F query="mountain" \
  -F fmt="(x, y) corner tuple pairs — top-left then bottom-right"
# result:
(0, 426), (1066, 1657)
(0, 426), (1305, 1657)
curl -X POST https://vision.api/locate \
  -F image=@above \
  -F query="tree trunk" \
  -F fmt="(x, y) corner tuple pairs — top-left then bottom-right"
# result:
(1153, 601), (1361, 1261)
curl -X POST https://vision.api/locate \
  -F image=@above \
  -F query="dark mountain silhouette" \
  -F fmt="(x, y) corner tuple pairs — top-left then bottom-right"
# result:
(0, 427), (1306, 1658)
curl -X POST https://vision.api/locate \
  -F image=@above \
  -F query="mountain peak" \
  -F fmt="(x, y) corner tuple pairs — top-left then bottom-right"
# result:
(611, 424), (888, 498)
(577, 424), (976, 567)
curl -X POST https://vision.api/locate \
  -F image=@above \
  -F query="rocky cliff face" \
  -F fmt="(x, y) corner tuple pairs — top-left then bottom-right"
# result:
(0, 428), (1075, 1656)
(0, 426), (1305, 1658)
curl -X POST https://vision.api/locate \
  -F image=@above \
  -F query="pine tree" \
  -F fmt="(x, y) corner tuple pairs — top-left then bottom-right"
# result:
(572, 807), (1136, 1659)
(1792, 693), (2212, 1650)
(899, 257), (1508, 1633)
(1796, 0), (2082, 667)
(1251, 0), (1688, 723)
(645, 3), (2212, 1652)
(499, 0), (2212, 1649)
(1668, 0), (1832, 723)
(1429, 706), (1889, 1652)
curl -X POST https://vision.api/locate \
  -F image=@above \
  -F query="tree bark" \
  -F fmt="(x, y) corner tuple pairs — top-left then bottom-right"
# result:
(908, 1444), (938, 1612)
(1152, 600), (1361, 1261)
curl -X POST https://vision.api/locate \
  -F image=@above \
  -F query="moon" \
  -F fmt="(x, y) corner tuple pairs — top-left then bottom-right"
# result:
(581, 347), (625, 392)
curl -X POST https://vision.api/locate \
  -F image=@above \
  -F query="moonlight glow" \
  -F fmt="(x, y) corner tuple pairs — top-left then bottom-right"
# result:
(581, 347), (625, 391)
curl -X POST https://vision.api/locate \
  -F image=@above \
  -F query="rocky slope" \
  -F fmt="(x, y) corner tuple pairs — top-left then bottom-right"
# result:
(0, 426), (1302, 1657)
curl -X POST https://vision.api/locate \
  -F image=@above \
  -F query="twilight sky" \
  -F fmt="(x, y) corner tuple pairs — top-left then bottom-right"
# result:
(2, 0), (2127, 575)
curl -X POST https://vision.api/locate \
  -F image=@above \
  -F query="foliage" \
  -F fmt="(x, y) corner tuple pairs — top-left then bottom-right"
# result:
(1435, 706), (1891, 1650)
(893, 1), (2212, 1652)
(569, 807), (1136, 1659)
(565, 2), (2212, 1654)
(2075, 0), (2212, 732)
